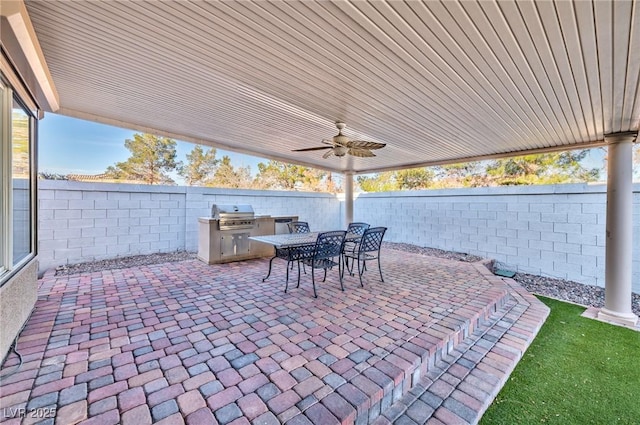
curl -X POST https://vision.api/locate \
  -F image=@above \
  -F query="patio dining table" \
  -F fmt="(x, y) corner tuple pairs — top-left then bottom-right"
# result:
(249, 231), (361, 283)
(249, 231), (361, 249)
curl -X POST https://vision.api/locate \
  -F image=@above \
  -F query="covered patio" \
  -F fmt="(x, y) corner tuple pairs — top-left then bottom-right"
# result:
(0, 248), (547, 424)
(1, 0), (636, 335)
(0, 0), (638, 423)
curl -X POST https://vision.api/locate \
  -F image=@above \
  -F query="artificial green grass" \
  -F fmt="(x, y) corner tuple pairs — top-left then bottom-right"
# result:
(480, 296), (640, 425)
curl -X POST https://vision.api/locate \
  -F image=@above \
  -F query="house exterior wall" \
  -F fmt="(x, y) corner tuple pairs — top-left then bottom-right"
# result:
(1, 32), (40, 363)
(0, 260), (38, 361)
(354, 183), (640, 293)
(37, 180), (340, 273)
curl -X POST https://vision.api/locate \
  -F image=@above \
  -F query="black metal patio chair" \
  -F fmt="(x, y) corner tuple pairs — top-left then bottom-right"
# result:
(290, 230), (346, 298)
(288, 221), (311, 233)
(342, 222), (370, 271)
(342, 227), (387, 287)
(287, 221), (311, 272)
(262, 221), (311, 283)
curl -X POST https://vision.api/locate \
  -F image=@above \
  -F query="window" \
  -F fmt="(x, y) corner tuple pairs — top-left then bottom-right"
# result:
(11, 98), (32, 265)
(1, 75), (37, 281)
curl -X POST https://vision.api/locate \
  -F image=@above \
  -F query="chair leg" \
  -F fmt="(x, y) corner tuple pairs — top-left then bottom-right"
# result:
(296, 260), (302, 288)
(284, 260), (290, 293)
(347, 256), (356, 276)
(311, 267), (318, 298)
(377, 256), (384, 282)
(263, 255), (276, 282)
(322, 268), (327, 282)
(338, 259), (345, 291)
(357, 258), (364, 287)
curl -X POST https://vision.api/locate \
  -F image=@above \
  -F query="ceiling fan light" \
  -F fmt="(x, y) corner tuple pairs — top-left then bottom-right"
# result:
(333, 146), (348, 157)
(333, 134), (349, 145)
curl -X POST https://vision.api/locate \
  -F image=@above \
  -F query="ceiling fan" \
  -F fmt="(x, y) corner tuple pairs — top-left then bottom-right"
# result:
(292, 122), (386, 158)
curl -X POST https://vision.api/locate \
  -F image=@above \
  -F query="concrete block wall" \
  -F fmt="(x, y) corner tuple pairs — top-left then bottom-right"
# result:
(37, 181), (639, 293)
(38, 181), (340, 273)
(354, 183), (640, 293)
(38, 181), (188, 272)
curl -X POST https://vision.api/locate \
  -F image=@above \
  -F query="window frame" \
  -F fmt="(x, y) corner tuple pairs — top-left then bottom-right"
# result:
(0, 78), (8, 276)
(0, 72), (38, 284)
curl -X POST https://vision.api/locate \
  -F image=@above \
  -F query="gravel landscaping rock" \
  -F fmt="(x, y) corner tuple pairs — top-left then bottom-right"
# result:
(511, 272), (640, 316)
(54, 251), (196, 276)
(53, 243), (639, 316)
(382, 242), (483, 262)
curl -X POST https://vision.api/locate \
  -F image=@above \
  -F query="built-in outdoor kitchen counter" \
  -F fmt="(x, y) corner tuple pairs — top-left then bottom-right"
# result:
(197, 204), (297, 264)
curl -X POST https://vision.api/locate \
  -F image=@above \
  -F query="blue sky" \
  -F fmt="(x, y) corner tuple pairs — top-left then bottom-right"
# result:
(39, 113), (611, 185)
(38, 113), (267, 184)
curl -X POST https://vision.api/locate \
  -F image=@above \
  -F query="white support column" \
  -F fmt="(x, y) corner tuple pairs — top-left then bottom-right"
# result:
(345, 172), (354, 226)
(598, 132), (638, 326)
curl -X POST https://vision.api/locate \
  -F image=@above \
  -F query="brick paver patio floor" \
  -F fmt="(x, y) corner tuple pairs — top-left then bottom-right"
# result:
(0, 248), (548, 424)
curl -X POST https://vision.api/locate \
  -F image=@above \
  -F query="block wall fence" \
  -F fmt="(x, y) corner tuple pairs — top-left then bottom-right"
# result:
(37, 181), (340, 273)
(38, 181), (640, 293)
(354, 183), (640, 293)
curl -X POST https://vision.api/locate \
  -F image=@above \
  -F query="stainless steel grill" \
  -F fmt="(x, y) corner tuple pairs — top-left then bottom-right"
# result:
(211, 204), (255, 231)
(198, 205), (293, 264)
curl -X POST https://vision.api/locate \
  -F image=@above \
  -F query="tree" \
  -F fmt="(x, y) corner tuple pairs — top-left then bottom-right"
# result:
(357, 168), (435, 192)
(324, 172), (339, 193)
(357, 172), (397, 192)
(209, 155), (253, 188)
(357, 150), (601, 192)
(254, 161), (305, 190)
(179, 145), (218, 186)
(104, 165), (124, 180)
(253, 160), (335, 192)
(394, 168), (435, 190)
(432, 162), (488, 188)
(38, 171), (69, 180)
(104, 133), (179, 184)
(485, 151), (599, 185)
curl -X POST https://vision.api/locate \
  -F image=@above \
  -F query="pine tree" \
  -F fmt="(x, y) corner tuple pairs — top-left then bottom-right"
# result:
(178, 145), (218, 186)
(209, 156), (253, 188)
(253, 160), (334, 191)
(104, 133), (179, 185)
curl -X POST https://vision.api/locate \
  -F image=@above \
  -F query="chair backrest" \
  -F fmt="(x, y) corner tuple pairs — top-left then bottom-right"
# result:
(359, 227), (387, 253)
(346, 222), (370, 236)
(288, 221), (310, 234)
(313, 230), (346, 260)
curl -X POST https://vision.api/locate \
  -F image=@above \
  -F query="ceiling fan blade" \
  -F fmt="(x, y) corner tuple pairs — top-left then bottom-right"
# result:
(322, 149), (335, 159)
(347, 141), (386, 150)
(348, 148), (376, 157)
(292, 146), (332, 152)
(321, 139), (335, 146)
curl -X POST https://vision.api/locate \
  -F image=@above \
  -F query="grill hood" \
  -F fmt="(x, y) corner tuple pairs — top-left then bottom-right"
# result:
(211, 204), (255, 219)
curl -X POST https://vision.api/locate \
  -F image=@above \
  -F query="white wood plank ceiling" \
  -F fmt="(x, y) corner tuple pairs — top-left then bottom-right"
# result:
(23, 0), (640, 174)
